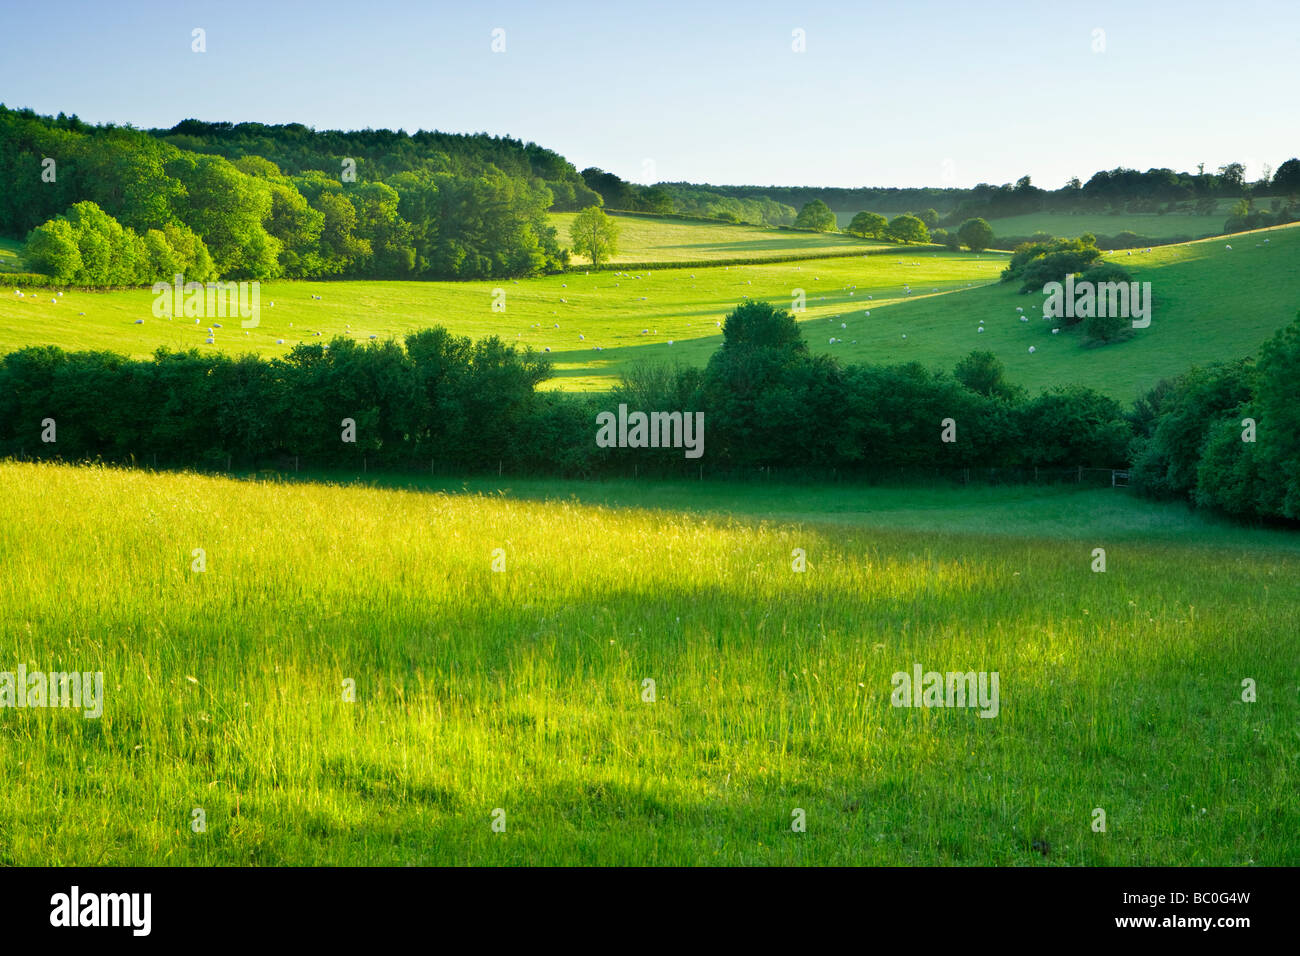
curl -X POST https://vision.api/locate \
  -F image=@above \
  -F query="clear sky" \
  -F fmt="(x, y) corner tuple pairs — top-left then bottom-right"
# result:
(1, 0), (1295, 190)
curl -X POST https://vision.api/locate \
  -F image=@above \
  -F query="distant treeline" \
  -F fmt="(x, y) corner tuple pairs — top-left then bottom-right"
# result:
(940, 169), (1300, 227)
(3, 300), (1294, 522)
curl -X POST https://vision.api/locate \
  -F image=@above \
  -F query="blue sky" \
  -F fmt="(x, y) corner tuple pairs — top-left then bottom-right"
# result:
(1, 0), (1295, 189)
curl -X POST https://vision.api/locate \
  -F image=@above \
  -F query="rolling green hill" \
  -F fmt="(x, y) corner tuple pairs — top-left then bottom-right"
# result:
(1, 223), (1294, 399)
(548, 211), (884, 264)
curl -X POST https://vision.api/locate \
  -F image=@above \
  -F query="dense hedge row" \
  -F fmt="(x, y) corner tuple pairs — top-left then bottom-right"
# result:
(2, 300), (1293, 525)
(0, 301), (1130, 477)
(1129, 315), (1300, 521)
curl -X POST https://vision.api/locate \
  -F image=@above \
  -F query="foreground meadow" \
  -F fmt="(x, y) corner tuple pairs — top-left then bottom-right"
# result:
(0, 462), (1295, 865)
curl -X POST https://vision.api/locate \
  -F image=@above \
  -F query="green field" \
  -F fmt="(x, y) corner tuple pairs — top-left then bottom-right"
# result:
(0, 237), (24, 273)
(832, 198), (1251, 241)
(1, 462), (1294, 865)
(981, 210), (1230, 242)
(548, 211), (883, 264)
(2, 222), (1295, 399)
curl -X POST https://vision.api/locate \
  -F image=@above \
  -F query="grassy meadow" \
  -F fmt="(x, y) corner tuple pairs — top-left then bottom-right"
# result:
(831, 199), (1249, 240)
(0, 237), (23, 273)
(1, 461), (1296, 866)
(1, 221), (1295, 399)
(548, 211), (882, 264)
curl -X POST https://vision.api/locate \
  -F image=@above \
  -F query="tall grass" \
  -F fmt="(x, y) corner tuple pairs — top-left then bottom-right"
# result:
(0, 462), (1295, 865)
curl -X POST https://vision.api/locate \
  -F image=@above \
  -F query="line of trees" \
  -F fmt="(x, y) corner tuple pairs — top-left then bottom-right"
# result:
(2, 299), (1294, 523)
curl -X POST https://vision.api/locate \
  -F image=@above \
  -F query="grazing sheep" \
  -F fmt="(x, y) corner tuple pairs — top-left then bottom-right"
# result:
(369, 334), (377, 339)
(1028, 346), (1036, 353)
(544, 346), (551, 352)
(667, 340), (673, 345)
(579, 334), (584, 340)
(1052, 328), (1060, 334)
(977, 327), (985, 333)
(275, 339), (284, 344)
(134, 319), (143, 324)
(206, 337), (215, 344)
(841, 323), (847, 329)
(1016, 307), (1023, 312)
(1225, 244), (1232, 250)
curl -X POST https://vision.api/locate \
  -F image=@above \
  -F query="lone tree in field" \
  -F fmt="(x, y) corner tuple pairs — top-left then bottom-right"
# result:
(957, 217), (995, 252)
(887, 213), (929, 244)
(847, 211), (888, 239)
(570, 206), (619, 265)
(795, 199), (838, 232)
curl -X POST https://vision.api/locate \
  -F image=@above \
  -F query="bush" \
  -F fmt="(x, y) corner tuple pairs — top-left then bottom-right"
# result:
(957, 218), (995, 252)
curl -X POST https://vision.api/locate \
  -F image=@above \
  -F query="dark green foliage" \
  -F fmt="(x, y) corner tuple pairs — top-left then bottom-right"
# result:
(794, 200), (838, 232)
(956, 218), (994, 252)
(1, 104), (564, 283)
(887, 214), (929, 244)
(1002, 235), (1103, 292)
(0, 301), (1138, 483)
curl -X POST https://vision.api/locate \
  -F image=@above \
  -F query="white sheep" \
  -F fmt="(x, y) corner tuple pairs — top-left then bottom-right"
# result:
(1052, 328), (1060, 334)
(1028, 346), (1036, 353)
(977, 327), (985, 333)
(841, 323), (847, 329)
(1225, 244), (1232, 250)
(1016, 307), (1023, 312)
(134, 319), (143, 324)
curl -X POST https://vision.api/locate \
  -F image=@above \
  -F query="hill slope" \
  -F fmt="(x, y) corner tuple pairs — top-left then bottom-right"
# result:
(0, 223), (1294, 398)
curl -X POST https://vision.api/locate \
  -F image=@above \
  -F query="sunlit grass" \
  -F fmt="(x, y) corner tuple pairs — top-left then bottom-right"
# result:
(1, 461), (1295, 865)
